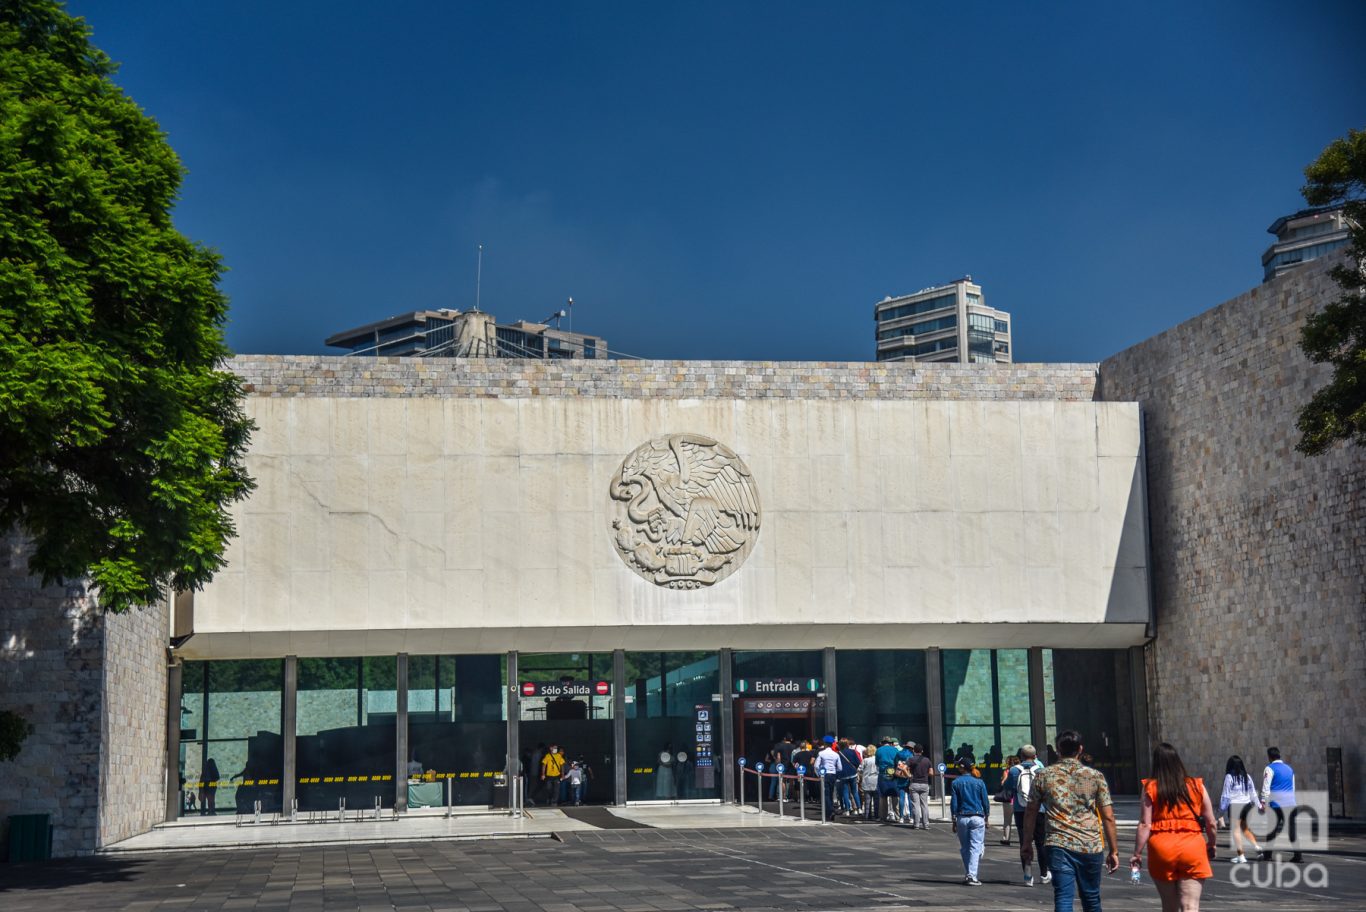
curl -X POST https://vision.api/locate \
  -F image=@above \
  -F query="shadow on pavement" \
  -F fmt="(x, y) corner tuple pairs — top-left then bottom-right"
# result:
(0, 855), (147, 892)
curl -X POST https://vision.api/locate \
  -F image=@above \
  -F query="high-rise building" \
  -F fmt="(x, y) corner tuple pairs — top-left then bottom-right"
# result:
(325, 308), (607, 359)
(873, 277), (1011, 363)
(1262, 206), (1350, 282)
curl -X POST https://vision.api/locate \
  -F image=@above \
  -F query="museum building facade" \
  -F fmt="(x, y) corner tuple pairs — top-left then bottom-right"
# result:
(165, 357), (1152, 817)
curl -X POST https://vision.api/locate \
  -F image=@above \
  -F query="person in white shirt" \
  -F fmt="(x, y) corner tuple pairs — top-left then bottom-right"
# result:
(1217, 755), (1263, 863)
(817, 736), (842, 819)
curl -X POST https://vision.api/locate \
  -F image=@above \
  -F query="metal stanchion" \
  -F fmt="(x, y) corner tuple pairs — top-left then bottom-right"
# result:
(738, 757), (747, 807)
(776, 763), (786, 818)
(819, 773), (828, 824)
(755, 762), (765, 814)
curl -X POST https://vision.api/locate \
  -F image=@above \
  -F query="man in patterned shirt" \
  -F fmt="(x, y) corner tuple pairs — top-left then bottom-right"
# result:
(1021, 730), (1118, 912)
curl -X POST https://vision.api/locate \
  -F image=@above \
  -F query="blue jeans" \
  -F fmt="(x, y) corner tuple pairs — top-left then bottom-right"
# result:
(956, 815), (986, 879)
(1048, 846), (1104, 912)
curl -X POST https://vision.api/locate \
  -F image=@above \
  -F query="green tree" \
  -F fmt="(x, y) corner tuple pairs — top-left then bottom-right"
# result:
(0, 0), (253, 612)
(1296, 127), (1366, 456)
(0, 710), (35, 762)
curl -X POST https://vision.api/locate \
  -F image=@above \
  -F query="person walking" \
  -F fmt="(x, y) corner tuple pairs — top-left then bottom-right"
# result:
(1218, 755), (1263, 863)
(951, 756), (992, 885)
(1130, 743), (1218, 912)
(540, 744), (566, 806)
(1007, 745), (1050, 885)
(1021, 730), (1119, 912)
(1260, 746), (1302, 863)
(999, 755), (1020, 844)
(858, 745), (880, 820)
(907, 742), (933, 829)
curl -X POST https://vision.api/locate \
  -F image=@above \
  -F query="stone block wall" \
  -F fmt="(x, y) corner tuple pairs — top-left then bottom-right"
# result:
(228, 356), (1099, 401)
(1100, 255), (1366, 815)
(0, 533), (104, 857)
(97, 600), (167, 848)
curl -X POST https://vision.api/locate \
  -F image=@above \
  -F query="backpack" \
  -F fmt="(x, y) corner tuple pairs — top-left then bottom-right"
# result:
(1016, 764), (1035, 802)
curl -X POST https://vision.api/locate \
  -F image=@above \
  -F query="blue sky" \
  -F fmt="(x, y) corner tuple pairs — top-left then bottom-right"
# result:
(70, 1), (1366, 362)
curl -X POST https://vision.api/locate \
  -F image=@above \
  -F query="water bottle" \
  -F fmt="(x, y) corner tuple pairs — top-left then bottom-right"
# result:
(1129, 862), (1141, 886)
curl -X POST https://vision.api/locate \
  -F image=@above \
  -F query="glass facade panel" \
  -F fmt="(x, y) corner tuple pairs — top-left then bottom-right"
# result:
(876, 293), (956, 323)
(518, 652), (614, 805)
(835, 650), (927, 748)
(407, 654), (507, 807)
(1042, 649), (1138, 792)
(733, 650), (822, 681)
(624, 651), (720, 801)
(179, 659), (283, 816)
(940, 649), (1030, 777)
(296, 656), (397, 811)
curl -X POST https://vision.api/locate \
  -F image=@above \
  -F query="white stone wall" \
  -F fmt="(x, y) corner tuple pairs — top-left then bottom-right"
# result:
(98, 601), (167, 848)
(188, 394), (1150, 657)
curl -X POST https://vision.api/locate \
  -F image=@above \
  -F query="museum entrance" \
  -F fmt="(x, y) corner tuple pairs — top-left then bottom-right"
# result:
(517, 652), (614, 806)
(733, 696), (822, 797)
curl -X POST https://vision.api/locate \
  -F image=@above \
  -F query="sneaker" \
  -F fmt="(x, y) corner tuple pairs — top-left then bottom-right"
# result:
(1024, 872), (1034, 886)
(1040, 872), (1052, 884)
(966, 876), (982, 886)
(1232, 854), (1247, 864)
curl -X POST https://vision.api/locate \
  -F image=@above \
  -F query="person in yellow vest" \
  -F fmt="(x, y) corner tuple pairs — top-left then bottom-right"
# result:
(541, 745), (566, 805)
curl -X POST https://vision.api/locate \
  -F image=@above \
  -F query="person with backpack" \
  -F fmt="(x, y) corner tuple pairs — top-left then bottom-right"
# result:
(893, 739), (916, 822)
(874, 736), (901, 822)
(1007, 745), (1050, 885)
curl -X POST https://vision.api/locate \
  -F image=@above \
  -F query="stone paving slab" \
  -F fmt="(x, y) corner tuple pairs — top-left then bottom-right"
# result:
(3, 823), (1364, 911)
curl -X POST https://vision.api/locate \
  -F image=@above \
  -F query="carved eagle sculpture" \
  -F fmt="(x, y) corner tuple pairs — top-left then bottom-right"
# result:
(620, 434), (760, 556)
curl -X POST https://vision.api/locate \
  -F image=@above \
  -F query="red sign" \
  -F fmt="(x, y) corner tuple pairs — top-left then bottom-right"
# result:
(519, 681), (611, 697)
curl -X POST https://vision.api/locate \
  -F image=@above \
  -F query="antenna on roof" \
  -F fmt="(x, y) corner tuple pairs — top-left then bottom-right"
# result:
(567, 297), (573, 333)
(473, 244), (483, 313)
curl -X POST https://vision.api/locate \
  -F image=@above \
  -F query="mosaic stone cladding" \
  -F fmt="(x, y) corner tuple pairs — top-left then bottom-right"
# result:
(228, 357), (1099, 401)
(1099, 254), (1366, 816)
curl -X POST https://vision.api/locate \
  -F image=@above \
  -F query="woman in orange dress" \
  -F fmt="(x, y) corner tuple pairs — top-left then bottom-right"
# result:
(1130, 742), (1219, 911)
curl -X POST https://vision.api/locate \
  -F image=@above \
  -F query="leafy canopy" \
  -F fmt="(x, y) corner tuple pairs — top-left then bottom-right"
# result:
(1296, 127), (1366, 456)
(0, 0), (253, 611)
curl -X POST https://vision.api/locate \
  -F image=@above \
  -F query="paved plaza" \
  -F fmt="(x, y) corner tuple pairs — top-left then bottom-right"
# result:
(2, 816), (1363, 912)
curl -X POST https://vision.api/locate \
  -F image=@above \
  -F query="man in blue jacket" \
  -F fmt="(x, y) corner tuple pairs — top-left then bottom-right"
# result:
(951, 757), (992, 885)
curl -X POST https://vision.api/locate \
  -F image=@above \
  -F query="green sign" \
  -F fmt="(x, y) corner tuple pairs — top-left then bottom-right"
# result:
(734, 677), (821, 695)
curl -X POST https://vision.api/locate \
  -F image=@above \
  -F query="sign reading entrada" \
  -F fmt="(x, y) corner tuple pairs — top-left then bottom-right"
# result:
(520, 681), (611, 698)
(734, 677), (821, 694)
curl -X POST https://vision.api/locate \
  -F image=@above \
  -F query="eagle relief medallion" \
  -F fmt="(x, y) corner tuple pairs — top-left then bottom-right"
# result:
(608, 433), (761, 589)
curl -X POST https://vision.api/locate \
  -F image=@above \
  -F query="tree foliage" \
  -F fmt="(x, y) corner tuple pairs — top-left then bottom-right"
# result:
(1296, 127), (1366, 456)
(0, 710), (35, 762)
(0, 1), (253, 611)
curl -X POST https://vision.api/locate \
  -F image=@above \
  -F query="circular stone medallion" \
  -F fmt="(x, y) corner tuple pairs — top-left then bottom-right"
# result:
(608, 433), (761, 589)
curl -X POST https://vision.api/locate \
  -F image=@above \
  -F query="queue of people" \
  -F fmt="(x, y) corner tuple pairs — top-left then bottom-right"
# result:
(760, 734), (936, 824)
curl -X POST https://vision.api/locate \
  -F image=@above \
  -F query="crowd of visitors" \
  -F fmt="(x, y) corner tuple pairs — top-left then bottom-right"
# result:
(755, 731), (1302, 912)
